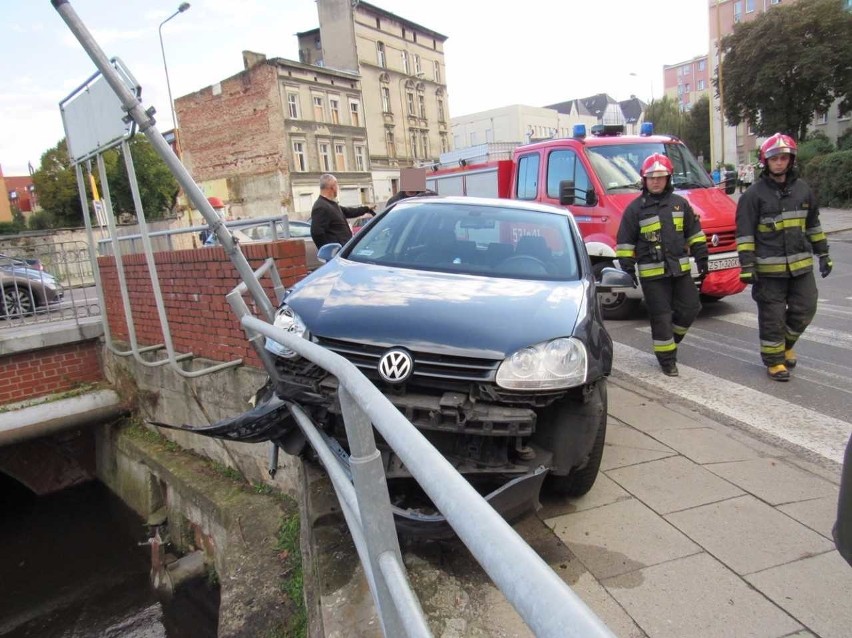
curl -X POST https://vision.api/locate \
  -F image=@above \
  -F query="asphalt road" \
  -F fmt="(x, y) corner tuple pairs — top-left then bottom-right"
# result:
(605, 230), (852, 466)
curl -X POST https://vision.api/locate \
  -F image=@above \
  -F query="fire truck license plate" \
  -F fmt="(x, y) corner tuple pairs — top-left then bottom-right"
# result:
(709, 257), (740, 271)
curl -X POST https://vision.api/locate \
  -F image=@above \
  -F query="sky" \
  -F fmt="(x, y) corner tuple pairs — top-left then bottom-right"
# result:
(1, 0), (710, 177)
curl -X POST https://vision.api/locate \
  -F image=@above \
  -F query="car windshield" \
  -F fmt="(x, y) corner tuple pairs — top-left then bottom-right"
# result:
(343, 201), (581, 281)
(587, 141), (714, 191)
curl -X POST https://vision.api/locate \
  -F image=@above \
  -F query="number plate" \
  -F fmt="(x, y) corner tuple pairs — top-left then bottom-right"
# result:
(708, 257), (740, 271)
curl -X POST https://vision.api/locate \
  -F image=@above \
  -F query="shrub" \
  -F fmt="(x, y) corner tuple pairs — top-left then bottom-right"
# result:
(27, 210), (55, 230)
(798, 132), (835, 173)
(805, 150), (852, 207)
(837, 128), (852, 152)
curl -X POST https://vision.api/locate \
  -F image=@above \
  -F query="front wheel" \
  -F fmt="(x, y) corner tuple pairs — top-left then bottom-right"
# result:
(2, 286), (37, 318)
(593, 261), (640, 320)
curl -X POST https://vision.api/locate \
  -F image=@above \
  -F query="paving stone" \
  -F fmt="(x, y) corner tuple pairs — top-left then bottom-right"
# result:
(666, 495), (834, 575)
(607, 456), (744, 515)
(778, 495), (841, 541)
(538, 472), (632, 519)
(545, 498), (699, 580)
(707, 457), (837, 505)
(600, 422), (675, 471)
(608, 393), (705, 434)
(746, 552), (852, 638)
(653, 427), (762, 464)
(603, 553), (802, 638)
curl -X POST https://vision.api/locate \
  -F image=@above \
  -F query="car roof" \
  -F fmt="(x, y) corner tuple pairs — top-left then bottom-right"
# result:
(394, 195), (575, 218)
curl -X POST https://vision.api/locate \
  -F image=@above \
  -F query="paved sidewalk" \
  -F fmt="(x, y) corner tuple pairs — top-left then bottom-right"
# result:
(311, 376), (852, 638)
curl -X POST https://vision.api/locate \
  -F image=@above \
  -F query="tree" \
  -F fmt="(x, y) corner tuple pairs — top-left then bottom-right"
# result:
(716, 0), (852, 141)
(682, 95), (711, 166)
(644, 96), (684, 139)
(30, 135), (179, 228)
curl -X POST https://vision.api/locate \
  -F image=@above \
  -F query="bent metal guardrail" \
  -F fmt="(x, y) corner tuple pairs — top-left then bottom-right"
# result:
(51, 1), (615, 635)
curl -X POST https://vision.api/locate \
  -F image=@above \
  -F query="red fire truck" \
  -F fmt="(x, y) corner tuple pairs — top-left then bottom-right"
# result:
(426, 124), (745, 319)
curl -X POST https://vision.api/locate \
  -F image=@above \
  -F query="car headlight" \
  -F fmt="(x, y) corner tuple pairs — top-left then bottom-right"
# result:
(264, 304), (307, 358)
(495, 337), (587, 390)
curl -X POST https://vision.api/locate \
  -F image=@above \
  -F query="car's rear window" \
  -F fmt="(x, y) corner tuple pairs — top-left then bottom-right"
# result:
(344, 202), (581, 281)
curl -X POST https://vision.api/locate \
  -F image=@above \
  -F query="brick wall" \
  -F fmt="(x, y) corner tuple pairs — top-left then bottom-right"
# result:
(97, 241), (307, 369)
(0, 341), (102, 405)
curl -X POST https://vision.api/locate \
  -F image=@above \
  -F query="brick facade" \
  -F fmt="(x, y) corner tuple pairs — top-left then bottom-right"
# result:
(0, 341), (103, 405)
(97, 241), (308, 370)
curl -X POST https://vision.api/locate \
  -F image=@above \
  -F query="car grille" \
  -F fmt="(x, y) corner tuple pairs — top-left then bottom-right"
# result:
(314, 336), (500, 384)
(706, 229), (737, 252)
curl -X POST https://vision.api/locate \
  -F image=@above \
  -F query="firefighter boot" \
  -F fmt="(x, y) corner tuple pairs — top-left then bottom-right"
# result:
(767, 364), (790, 382)
(785, 348), (797, 369)
(661, 362), (679, 377)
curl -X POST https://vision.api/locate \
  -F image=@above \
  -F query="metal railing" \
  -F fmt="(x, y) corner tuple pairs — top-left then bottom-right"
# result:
(53, 1), (616, 635)
(0, 240), (102, 328)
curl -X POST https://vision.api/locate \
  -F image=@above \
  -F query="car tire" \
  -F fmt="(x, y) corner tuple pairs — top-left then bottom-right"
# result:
(2, 286), (37, 318)
(593, 261), (640, 320)
(545, 380), (607, 497)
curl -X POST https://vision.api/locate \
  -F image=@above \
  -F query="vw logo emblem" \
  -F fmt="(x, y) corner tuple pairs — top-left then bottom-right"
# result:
(378, 349), (413, 383)
(711, 234), (720, 247)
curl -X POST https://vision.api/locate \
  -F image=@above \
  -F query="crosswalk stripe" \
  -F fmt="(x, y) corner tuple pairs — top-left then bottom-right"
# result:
(612, 341), (851, 464)
(713, 311), (852, 350)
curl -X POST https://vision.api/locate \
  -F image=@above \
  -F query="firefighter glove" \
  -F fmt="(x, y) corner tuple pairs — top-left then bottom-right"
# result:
(819, 254), (833, 278)
(740, 270), (757, 285)
(697, 260), (709, 283)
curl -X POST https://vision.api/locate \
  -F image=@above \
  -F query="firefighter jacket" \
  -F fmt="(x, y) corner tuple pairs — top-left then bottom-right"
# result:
(615, 188), (708, 281)
(736, 173), (828, 281)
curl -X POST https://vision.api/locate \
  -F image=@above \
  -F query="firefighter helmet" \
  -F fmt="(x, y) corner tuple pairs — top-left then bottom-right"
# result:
(759, 133), (797, 164)
(640, 153), (673, 178)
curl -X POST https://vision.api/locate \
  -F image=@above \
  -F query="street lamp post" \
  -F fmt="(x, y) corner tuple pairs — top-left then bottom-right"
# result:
(159, 2), (190, 157)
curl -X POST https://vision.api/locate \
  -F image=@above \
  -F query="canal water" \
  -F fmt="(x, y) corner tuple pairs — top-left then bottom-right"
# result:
(0, 474), (219, 637)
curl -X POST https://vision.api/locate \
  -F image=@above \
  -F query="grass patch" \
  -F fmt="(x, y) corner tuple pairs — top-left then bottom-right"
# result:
(277, 512), (306, 638)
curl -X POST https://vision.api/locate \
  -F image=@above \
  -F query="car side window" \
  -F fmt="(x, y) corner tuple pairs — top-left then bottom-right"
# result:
(515, 154), (540, 200)
(546, 150), (592, 205)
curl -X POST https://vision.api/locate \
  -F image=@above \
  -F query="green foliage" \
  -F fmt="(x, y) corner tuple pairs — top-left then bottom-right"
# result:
(804, 150), (852, 207)
(276, 513), (306, 638)
(837, 128), (852, 151)
(717, 0), (852, 141)
(644, 96), (684, 138)
(682, 95), (711, 162)
(27, 210), (55, 230)
(797, 131), (835, 173)
(30, 135), (179, 229)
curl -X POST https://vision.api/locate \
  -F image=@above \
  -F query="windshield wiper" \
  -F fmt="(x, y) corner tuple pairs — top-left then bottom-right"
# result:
(607, 181), (642, 192)
(673, 180), (707, 190)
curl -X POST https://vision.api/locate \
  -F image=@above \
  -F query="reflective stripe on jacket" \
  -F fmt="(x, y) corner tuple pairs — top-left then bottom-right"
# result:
(735, 173), (828, 280)
(616, 190), (708, 281)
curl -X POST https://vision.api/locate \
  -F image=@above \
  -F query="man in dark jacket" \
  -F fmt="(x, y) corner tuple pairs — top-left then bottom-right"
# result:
(616, 153), (709, 377)
(310, 173), (374, 248)
(736, 133), (832, 381)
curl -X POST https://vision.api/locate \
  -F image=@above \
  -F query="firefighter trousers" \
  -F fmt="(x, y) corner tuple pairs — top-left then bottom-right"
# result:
(641, 274), (701, 366)
(751, 273), (818, 367)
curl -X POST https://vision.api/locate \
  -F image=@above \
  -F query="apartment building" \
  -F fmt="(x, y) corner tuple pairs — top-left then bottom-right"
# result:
(663, 55), (710, 112)
(299, 0), (450, 203)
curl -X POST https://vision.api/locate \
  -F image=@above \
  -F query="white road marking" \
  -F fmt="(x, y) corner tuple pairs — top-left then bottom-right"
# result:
(713, 311), (852, 349)
(612, 341), (851, 464)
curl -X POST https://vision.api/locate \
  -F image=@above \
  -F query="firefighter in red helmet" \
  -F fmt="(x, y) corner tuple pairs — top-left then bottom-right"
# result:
(616, 153), (709, 376)
(736, 133), (832, 381)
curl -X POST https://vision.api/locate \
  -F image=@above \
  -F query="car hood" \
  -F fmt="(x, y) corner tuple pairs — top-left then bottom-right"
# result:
(605, 188), (734, 231)
(285, 260), (588, 359)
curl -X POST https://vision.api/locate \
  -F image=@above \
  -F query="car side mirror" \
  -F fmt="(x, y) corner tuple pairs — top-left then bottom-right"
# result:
(724, 178), (736, 195)
(559, 180), (575, 205)
(317, 243), (342, 263)
(595, 267), (635, 291)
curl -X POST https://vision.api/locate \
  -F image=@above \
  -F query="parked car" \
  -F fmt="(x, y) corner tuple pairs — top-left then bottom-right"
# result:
(351, 216), (372, 234)
(0, 252), (44, 272)
(205, 220), (319, 270)
(260, 196), (633, 534)
(0, 256), (63, 318)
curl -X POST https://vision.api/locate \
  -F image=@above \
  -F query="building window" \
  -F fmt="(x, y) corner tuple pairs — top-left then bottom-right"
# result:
(414, 54), (422, 76)
(420, 131), (429, 158)
(698, 59), (706, 71)
(839, 106), (851, 121)
(401, 50), (409, 74)
(376, 42), (386, 67)
(407, 91), (415, 116)
(410, 131), (418, 158)
(413, 32), (417, 43)
(334, 143), (347, 171)
(381, 87), (392, 113)
(770, 0), (780, 4)
(287, 93), (300, 119)
(746, 0), (755, 12)
(292, 141), (307, 172)
(418, 94), (427, 119)
(375, 17), (381, 29)
(329, 98), (340, 124)
(313, 95), (324, 121)
(698, 79), (705, 91)
(319, 142), (332, 171)
(386, 129), (396, 157)
(354, 144), (367, 171)
(440, 133), (449, 154)
(437, 98), (445, 122)
(434, 60), (441, 83)
(734, 1), (742, 22)
(816, 111), (828, 125)
(350, 101), (361, 126)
